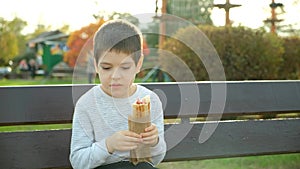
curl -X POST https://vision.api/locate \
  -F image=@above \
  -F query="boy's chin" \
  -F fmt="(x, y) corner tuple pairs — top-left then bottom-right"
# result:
(110, 89), (130, 98)
(111, 93), (130, 98)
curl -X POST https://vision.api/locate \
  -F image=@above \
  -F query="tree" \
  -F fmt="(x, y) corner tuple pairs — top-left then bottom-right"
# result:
(279, 36), (300, 79)
(64, 18), (106, 67)
(26, 24), (52, 41)
(161, 25), (284, 81)
(59, 24), (70, 34)
(210, 26), (284, 80)
(93, 12), (139, 25)
(64, 12), (141, 67)
(0, 17), (27, 66)
(142, 21), (160, 49)
(26, 24), (69, 41)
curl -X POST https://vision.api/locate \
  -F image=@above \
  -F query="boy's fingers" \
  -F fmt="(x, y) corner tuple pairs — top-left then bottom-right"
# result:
(122, 131), (142, 138)
(121, 131), (143, 143)
(125, 136), (143, 143)
(145, 124), (156, 132)
(140, 131), (152, 138)
(120, 144), (138, 151)
(124, 141), (140, 147)
(142, 134), (157, 141)
(141, 129), (158, 138)
(143, 125), (158, 136)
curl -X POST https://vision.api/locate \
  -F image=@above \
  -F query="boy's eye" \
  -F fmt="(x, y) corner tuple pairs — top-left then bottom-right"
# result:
(101, 67), (111, 70)
(122, 67), (130, 70)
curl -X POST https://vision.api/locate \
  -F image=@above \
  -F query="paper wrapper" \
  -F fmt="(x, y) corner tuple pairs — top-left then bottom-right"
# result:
(128, 95), (152, 165)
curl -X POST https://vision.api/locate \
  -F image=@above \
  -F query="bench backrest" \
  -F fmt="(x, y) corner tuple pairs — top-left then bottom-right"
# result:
(1, 81), (300, 169)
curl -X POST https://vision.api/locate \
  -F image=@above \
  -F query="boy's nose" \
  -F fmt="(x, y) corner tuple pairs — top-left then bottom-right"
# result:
(112, 69), (122, 79)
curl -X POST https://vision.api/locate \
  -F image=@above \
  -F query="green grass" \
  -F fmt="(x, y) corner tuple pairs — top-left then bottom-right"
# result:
(0, 76), (149, 86)
(158, 154), (300, 169)
(0, 124), (72, 132)
(0, 77), (73, 86)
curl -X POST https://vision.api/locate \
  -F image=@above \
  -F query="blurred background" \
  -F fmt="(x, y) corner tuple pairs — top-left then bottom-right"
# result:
(0, 1), (300, 168)
(0, 0), (300, 84)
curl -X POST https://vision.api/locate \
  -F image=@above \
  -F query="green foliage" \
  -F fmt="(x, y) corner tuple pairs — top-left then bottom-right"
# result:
(93, 12), (139, 25)
(160, 26), (208, 81)
(211, 26), (284, 80)
(142, 21), (160, 49)
(279, 36), (300, 79)
(26, 24), (52, 41)
(161, 25), (286, 81)
(0, 17), (27, 66)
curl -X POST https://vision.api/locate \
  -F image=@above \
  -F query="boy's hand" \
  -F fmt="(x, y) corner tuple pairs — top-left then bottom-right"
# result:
(140, 123), (159, 147)
(106, 130), (142, 154)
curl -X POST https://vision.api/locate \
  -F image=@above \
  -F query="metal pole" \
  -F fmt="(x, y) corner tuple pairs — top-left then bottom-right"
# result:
(159, 0), (167, 49)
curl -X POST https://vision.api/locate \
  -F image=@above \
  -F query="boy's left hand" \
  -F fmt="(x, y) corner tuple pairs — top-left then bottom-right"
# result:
(140, 123), (159, 147)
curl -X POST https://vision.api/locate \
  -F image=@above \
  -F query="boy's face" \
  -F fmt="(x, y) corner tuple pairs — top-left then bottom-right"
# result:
(96, 50), (142, 98)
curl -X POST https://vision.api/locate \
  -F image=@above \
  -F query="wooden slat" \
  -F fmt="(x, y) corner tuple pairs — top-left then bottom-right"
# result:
(1, 119), (299, 168)
(0, 130), (72, 169)
(1, 81), (300, 124)
(0, 85), (93, 125)
(164, 118), (300, 161)
(223, 81), (300, 114)
(145, 81), (300, 117)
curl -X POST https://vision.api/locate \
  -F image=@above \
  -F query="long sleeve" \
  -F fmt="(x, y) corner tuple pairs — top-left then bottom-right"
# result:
(69, 106), (111, 169)
(150, 128), (166, 165)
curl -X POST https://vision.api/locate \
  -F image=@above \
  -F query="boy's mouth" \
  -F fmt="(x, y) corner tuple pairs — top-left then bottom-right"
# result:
(110, 84), (122, 87)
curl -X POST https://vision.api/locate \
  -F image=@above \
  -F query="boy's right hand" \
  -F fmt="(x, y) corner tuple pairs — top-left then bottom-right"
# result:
(106, 130), (143, 154)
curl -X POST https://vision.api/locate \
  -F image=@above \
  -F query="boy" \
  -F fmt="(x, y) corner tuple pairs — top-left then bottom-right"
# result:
(70, 20), (166, 169)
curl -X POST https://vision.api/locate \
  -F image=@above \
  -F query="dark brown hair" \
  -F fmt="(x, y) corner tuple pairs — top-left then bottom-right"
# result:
(93, 19), (143, 65)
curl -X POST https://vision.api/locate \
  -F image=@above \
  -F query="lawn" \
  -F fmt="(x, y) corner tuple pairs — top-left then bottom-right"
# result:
(1, 77), (300, 169)
(0, 75), (148, 86)
(158, 154), (300, 169)
(0, 77), (73, 86)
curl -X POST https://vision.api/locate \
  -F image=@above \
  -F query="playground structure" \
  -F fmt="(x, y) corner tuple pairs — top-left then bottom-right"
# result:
(264, 0), (284, 34)
(213, 0), (241, 26)
(17, 0), (287, 81)
(27, 30), (69, 76)
(141, 65), (171, 82)
(148, 0), (287, 82)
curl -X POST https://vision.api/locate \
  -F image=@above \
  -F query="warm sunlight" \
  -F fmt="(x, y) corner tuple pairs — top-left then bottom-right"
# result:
(0, 0), (155, 33)
(1, 0), (299, 33)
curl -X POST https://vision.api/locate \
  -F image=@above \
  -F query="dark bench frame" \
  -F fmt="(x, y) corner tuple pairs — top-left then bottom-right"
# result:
(1, 81), (300, 169)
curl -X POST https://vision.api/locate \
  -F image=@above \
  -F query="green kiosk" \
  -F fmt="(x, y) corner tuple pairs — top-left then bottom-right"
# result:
(28, 30), (69, 76)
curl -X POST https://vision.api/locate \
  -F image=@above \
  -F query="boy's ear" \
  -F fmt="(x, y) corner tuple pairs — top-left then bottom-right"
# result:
(136, 55), (144, 73)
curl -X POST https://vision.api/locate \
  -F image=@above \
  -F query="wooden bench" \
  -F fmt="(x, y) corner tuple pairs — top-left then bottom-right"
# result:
(1, 81), (300, 169)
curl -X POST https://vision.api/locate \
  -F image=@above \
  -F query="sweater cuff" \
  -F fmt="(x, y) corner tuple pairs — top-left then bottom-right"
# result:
(95, 139), (111, 158)
(150, 135), (166, 156)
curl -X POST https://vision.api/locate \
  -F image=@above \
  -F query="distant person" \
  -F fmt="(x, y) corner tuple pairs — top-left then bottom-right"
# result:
(28, 59), (37, 79)
(18, 59), (28, 72)
(86, 51), (96, 84)
(36, 54), (43, 70)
